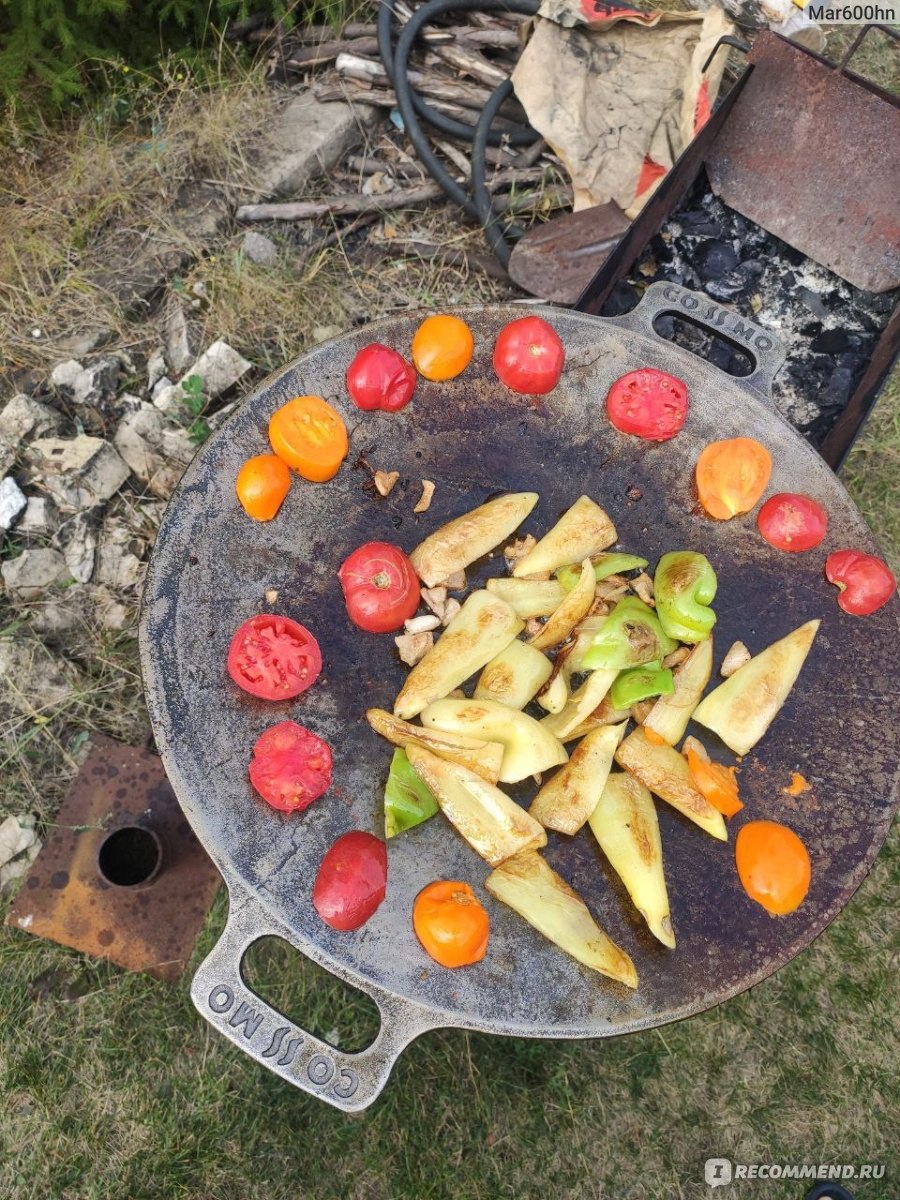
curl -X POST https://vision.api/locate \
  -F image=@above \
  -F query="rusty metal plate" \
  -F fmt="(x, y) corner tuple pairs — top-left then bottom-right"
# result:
(7, 734), (221, 981)
(706, 32), (900, 293)
(140, 283), (899, 1109)
(508, 202), (631, 304)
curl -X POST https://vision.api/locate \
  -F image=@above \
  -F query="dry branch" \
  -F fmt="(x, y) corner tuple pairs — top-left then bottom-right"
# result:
(237, 183), (446, 223)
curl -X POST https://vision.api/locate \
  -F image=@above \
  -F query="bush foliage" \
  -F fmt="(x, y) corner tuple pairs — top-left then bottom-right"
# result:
(0, 0), (293, 107)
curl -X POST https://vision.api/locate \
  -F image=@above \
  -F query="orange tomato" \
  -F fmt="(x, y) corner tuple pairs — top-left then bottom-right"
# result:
(685, 747), (743, 817)
(235, 454), (291, 521)
(695, 437), (772, 520)
(413, 880), (490, 968)
(411, 314), (474, 382)
(735, 820), (810, 916)
(269, 395), (348, 482)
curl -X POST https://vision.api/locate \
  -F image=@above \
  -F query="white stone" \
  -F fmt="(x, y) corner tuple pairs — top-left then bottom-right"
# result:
(113, 404), (188, 499)
(0, 816), (36, 870)
(72, 357), (120, 406)
(17, 496), (57, 537)
(242, 231), (278, 266)
(153, 340), (252, 414)
(0, 476), (26, 530)
(28, 436), (130, 510)
(147, 349), (167, 390)
(0, 393), (60, 444)
(50, 359), (84, 389)
(254, 93), (377, 199)
(95, 523), (144, 591)
(164, 302), (193, 375)
(60, 513), (97, 583)
(1, 547), (70, 599)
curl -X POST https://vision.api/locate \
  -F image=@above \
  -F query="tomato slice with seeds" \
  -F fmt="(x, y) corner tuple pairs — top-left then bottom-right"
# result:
(606, 368), (689, 442)
(249, 720), (332, 813)
(227, 614), (322, 700)
(269, 395), (348, 483)
(757, 493), (828, 553)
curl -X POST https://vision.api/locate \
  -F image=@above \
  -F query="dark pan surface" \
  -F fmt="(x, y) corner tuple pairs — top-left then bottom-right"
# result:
(141, 301), (899, 1039)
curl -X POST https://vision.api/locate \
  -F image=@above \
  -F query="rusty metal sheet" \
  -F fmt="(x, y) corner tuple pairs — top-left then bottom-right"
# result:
(706, 31), (900, 293)
(7, 734), (221, 981)
(508, 203), (631, 304)
(140, 284), (899, 1109)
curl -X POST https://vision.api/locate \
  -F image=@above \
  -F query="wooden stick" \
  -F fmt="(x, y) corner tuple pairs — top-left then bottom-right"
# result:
(427, 44), (509, 87)
(335, 53), (495, 111)
(237, 182), (446, 223)
(283, 37), (379, 69)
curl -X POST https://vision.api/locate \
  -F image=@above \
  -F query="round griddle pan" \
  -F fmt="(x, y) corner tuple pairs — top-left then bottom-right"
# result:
(140, 283), (900, 1111)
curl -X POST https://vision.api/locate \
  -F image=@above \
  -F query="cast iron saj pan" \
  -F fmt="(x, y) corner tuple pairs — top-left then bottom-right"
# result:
(140, 283), (900, 1111)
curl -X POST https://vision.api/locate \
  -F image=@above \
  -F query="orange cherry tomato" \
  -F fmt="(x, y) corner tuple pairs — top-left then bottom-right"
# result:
(735, 820), (810, 916)
(411, 314), (474, 382)
(413, 880), (490, 968)
(235, 454), (291, 521)
(269, 395), (348, 482)
(685, 747), (743, 818)
(695, 437), (772, 520)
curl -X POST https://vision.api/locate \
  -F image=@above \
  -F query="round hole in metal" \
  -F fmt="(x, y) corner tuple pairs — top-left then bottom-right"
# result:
(97, 826), (163, 888)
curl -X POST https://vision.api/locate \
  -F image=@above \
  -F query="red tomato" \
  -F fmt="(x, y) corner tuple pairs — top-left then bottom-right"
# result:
(313, 831), (387, 931)
(825, 549), (897, 616)
(606, 368), (689, 441)
(346, 343), (417, 413)
(249, 721), (332, 813)
(227, 614), (322, 700)
(757, 493), (828, 552)
(338, 542), (420, 633)
(493, 316), (565, 396)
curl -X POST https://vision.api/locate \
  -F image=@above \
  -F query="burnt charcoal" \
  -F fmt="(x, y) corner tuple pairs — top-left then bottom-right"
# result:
(603, 280), (641, 317)
(798, 288), (830, 320)
(811, 328), (849, 354)
(737, 260), (765, 283)
(654, 314), (675, 339)
(706, 273), (746, 303)
(676, 210), (720, 236)
(695, 239), (740, 281)
(800, 322), (823, 338)
(822, 366), (856, 407)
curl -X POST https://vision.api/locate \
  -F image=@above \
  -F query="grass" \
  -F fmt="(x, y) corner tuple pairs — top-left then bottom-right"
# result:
(1, 39), (899, 1200)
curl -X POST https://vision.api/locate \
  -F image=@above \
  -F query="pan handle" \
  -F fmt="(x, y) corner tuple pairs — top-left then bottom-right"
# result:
(608, 281), (786, 400)
(190, 883), (436, 1112)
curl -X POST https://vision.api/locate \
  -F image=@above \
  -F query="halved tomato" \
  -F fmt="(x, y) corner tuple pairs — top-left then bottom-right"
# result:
(269, 395), (348, 482)
(313, 832), (388, 931)
(249, 721), (332, 813)
(227, 614), (322, 700)
(606, 368), (689, 441)
(757, 493), (827, 553)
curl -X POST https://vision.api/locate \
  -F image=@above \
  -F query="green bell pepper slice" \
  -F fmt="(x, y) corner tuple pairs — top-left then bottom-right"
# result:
(581, 596), (678, 671)
(610, 663), (675, 709)
(384, 748), (439, 838)
(654, 551), (718, 643)
(555, 552), (649, 592)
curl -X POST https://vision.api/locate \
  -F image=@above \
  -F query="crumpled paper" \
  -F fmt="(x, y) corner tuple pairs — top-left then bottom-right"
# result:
(512, 2), (735, 217)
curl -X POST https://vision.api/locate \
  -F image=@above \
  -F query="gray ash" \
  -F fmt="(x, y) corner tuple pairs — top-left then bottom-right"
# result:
(602, 172), (898, 447)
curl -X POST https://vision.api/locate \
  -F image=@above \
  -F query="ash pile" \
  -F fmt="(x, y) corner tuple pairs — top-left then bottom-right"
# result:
(603, 171), (898, 447)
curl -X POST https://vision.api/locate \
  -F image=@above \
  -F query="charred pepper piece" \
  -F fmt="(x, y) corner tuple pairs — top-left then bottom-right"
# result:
(581, 597), (677, 671)
(610, 663), (675, 709)
(384, 748), (439, 838)
(654, 552), (718, 643)
(555, 552), (648, 592)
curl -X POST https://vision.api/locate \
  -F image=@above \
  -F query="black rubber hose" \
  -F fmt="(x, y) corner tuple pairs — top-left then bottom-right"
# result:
(382, 0), (539, 147)
(471, 79), (518, 268)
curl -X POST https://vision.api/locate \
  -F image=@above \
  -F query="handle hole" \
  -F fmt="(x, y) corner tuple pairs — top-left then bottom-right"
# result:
(652, 311), (756, 378)
(241, 936), (381, 1054)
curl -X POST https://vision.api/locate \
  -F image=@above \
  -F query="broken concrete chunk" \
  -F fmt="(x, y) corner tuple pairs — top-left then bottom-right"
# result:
(28, 436), (131, 510)
(164, 301), (194, 375)
(153, 340), (253, 413)
(0, 637), (80, 713)
(242, 231), (278, 266)
(73, 357), (121, 406)
(146, 349), (167, 391)
(113, 404), (188, 499)
(17, 496), (58, 537)
(50, 359), (84, 389)
(1, 547), (70, 599)
(60, 513), (97, 583)
(254, 92), (377, 199)
(95, 522), (144, 591)
(0, 476), (27, 530)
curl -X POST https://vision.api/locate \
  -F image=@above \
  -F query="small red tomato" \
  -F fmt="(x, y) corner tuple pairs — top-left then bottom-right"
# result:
(249, 721), (333, 813)
(606, 368), (689, 441)
(227, 614), (322, 700)
(757, 493), (828, 553)
(825, 549), (896, 616)
(313, 831), (387, 931)
(346, 343), (417, 413)
(493, 316), (565, 395)
(338, 542), (420, 634)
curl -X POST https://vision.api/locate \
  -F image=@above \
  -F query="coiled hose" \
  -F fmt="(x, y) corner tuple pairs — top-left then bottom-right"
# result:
(377, 0), (542, 268)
